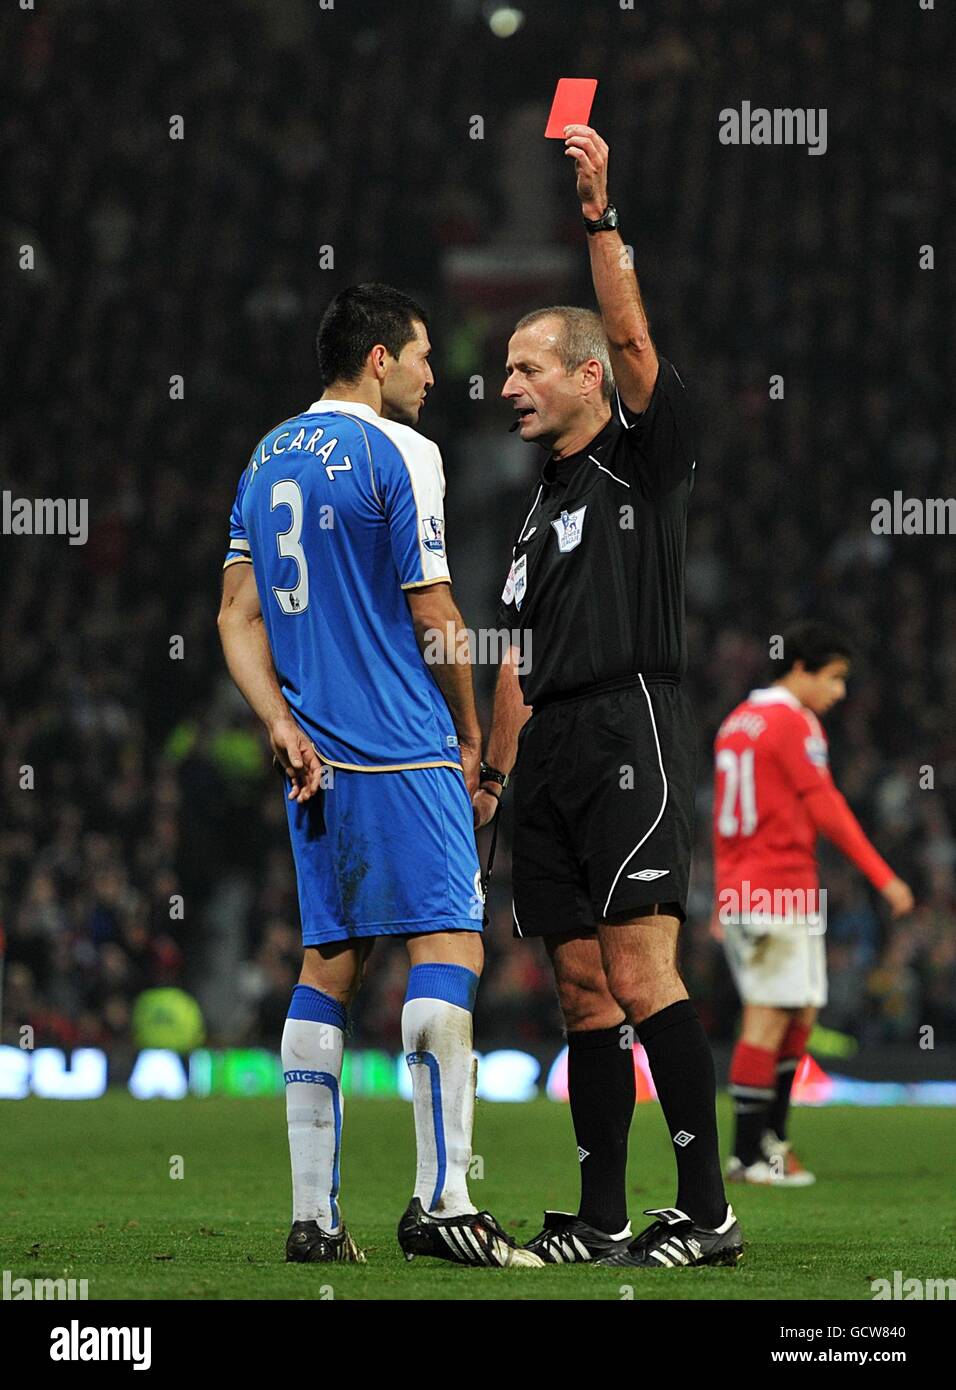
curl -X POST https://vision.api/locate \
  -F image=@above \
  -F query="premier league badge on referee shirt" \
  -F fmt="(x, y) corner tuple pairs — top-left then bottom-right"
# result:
(551, 505), (587, 553)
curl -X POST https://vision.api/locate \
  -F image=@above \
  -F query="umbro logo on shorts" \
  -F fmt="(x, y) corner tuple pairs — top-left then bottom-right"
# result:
(627, 868), (670, 881)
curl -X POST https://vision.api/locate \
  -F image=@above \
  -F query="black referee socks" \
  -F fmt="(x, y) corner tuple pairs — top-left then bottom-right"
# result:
(567, 1024), (635, 1235)
(637, 1000), (727, 1229)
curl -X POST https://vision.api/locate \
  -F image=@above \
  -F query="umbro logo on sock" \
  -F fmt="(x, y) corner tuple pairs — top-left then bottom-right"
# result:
(673, 1131), (696, 1147)
(577, 1146), (590, 1162)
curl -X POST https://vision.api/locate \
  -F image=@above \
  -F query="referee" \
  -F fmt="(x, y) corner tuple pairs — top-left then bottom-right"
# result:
(475, 127), (742, 1269)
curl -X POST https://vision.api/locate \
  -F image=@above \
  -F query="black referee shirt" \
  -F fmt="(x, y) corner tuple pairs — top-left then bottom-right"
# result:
(497, 356), (696, 707)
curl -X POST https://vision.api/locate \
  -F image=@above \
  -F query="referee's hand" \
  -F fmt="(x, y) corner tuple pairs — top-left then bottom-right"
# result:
(563, 124), (609, 218)
(270, 716), (323, 803)
(473, 788), (500, 830)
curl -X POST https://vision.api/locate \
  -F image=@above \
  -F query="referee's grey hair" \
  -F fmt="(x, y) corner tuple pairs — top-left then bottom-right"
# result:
(514, 305), (615, 402)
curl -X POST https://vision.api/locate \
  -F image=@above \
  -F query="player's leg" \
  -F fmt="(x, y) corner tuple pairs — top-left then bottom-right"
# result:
(727, 1001), (790, 1171)
(767, 1004), (815, 1141)
(546, 931), (635, 1239)
(280, 766), (393, 1263)
(376, 765), (540, 1267)
(398, 923), (541, 1265)
(401, 928), (484, 1220)
(724, 918), (824, 1184)
(762, 1004), (817, 1183)
(282, 941), (371, 1262)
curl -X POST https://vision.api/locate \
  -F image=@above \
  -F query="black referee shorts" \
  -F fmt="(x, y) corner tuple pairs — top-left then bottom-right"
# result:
(511, 679), (697, 938)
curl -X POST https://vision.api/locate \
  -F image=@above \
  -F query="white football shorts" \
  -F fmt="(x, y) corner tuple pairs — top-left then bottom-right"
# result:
(722, 916), (827, 1008)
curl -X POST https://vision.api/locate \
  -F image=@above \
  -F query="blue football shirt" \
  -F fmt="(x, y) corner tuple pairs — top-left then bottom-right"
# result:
(224, 400), (461, 771)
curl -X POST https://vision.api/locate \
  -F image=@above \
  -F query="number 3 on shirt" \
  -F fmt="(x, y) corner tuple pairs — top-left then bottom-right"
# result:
(716, 747), (758, 836)
(271, 479), (309, 614)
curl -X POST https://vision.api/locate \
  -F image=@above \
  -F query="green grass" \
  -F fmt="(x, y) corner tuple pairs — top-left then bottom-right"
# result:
(1, 1095), (954, 1300)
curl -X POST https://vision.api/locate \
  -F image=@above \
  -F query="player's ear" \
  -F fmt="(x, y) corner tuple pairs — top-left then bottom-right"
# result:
(368, 343), (389, 379)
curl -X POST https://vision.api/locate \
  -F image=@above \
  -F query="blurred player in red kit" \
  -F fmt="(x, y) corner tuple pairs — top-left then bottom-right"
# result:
(712, 621), (914, 1185)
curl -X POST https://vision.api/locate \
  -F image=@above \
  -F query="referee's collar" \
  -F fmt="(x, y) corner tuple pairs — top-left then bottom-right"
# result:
(541, 413), (617, 485)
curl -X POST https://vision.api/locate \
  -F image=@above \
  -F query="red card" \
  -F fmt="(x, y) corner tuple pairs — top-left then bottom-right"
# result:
(544, 78), (598, 138)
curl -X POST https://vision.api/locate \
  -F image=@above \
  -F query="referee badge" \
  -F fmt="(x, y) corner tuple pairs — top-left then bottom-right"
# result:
(513, 553), (528, 610)
(551, 505), (587, 553)
(501, 558), (516, 605)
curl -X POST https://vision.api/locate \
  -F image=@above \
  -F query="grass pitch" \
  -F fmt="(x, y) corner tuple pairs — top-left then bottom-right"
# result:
(1, 1094), (953, 1300)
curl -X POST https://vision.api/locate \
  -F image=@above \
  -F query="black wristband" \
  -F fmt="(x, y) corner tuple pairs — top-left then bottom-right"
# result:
(479, 761), (509, 791)
(583, 203), (620, 234)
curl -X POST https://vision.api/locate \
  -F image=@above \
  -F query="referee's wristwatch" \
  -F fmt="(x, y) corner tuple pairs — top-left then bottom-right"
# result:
(479, 761), (509, 797)
(583, 203), (620, 235)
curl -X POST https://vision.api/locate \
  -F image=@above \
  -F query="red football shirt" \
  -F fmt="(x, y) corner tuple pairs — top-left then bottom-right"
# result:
(713, 686), (894, 909)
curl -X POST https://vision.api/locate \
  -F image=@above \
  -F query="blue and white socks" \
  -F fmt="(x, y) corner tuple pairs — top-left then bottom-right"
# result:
(281, 984), (346, 1233)
(282, 965), (481, 1230)
(402, 963), (480, 1218)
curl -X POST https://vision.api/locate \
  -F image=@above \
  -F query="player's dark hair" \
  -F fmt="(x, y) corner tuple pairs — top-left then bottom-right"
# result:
(316, 283), (429, 386)
(771, 620), (853, 676)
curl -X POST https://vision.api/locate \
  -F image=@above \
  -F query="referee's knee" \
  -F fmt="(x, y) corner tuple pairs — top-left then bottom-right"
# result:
(604, 963), (686, 1027)
(556, 978), (623, 1032)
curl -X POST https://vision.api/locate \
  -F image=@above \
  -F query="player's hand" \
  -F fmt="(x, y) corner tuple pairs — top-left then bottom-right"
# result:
(459, 739), (482, 800)
(270, 717), (323, 803)
(564, 125), (609, 220)
(881, 876), (915, 919)
(473, 787), (500, 830)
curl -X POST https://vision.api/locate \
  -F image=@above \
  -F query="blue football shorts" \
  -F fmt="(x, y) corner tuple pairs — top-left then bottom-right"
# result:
(283, 764), (484, 946)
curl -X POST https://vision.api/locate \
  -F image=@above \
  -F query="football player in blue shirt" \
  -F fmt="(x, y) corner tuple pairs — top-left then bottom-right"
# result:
(218, 284), (540, 1268)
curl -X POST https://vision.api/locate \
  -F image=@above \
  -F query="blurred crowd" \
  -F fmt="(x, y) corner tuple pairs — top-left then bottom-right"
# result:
(2, 0), (953, 1058)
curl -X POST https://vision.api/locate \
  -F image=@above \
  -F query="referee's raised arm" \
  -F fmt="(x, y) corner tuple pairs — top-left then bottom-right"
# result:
(563, 125), (659, 415)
